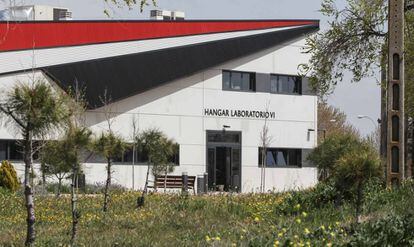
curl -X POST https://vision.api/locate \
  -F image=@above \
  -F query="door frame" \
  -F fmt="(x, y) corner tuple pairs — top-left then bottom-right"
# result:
(206, 130), (242, 192)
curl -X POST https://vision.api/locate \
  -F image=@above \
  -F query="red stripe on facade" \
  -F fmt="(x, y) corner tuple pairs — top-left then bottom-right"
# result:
(0, 20), (317, 52)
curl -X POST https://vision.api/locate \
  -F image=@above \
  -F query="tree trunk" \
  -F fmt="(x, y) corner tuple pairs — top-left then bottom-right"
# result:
(24, 131), (35, 246)
(41, 168), (46, 194)
(164, 169), (167, 193)
(57, 177), (62, 198)
(261, 149), (267, 193)
(138, 161), (151, 208)
(103, 158), (112, 212)
(70, 164), (79, 246)
(355, 181), (363, 223)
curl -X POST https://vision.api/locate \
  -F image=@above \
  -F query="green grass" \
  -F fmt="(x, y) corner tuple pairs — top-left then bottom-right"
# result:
(1, 181), (413, 246)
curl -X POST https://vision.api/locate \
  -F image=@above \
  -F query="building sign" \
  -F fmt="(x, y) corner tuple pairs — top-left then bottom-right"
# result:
(204, 108), (276, 119)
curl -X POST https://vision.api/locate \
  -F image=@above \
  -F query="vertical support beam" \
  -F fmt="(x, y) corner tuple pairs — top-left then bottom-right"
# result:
(203, 172), (208, 193)
(182, 172), (188, 194)
(387, 0), (405, 185)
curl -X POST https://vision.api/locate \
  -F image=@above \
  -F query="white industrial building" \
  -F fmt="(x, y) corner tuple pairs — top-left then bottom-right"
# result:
(0, 8), (319, 193)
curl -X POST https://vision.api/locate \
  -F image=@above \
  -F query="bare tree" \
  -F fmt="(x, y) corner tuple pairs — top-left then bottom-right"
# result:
(259, 101), (273, 193)
(130, 115), (139, 190)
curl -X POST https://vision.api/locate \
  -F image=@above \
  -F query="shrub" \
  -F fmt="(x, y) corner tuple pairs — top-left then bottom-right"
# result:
(0, 160), (20, 192)
(307, 179), (339, 207)
(46, 182), (71, 194)
(333, 144), (382, 219)
(348, 213), (414, 246)
(307, 133), (361, 181)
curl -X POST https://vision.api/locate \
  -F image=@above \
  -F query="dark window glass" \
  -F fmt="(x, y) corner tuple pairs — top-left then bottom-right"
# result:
(223, 71), (256, 92)
(0, 140), (7, 161)
(258, 148), (302, 167)
(9, 140), (23, 160)
(393, 54), (400, 80)
(392, 116), (399, 142)
(114, 144), (179, 165)
(391, 146), (399, 173)
(207, 132), (241, 144)
(392, 84), (400, 111)
(270, 75), (302, 95)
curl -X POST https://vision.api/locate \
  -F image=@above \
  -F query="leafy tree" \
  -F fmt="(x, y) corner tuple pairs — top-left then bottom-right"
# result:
(334, 142), (382, 221)
(150, 139), (178, 192)
(0, 160), (20, 192)
(318, 102), (359, 141)
(302, 0), (414, 113)
(64, 125), (92, 245)
(0, 80), (69, 246)
(301, 0), (387, 96)
(303, 0), (414, 180)
(92, 132), (127, 212)
(308, 133), (361, 181)
(136, 128), (177, 205)
(40, 141), (71, 197)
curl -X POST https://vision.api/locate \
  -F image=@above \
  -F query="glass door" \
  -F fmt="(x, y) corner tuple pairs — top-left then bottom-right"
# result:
(206, 131), (242, 192)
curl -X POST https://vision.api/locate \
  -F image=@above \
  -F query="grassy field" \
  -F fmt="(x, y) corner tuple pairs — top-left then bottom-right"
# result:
(1, 181), (414, 246)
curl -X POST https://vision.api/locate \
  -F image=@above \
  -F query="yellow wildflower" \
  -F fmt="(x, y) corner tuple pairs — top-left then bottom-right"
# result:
(205, 236), (211, 242)
(278, 232), (284, 237)
(302, 212), (308, 218)
(215, 236), (221, 241)
(320, 225), (325, 231)
(254, 216), (261, 222)
(304, 228), (310, 235)
(274, 240), (280, 247)
(296, 218), (302, 224)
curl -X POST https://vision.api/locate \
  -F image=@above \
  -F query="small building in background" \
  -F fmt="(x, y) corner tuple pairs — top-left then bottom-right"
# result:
(150, 9), (185, 20)
(0, 5), (72, 21)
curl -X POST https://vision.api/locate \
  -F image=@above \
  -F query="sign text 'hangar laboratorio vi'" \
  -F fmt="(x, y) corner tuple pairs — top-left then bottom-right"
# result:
(204, 108), (276, 119)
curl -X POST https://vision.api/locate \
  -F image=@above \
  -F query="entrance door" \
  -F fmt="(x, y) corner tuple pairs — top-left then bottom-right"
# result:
(206, 131), (241, 192)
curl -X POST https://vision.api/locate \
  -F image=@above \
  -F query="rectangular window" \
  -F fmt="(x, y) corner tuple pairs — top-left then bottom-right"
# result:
(223, 70), (256, 92)
(0, 139), (25, 161)
(258, 148), (302, 168)
(270, 74), (302, 95)
(113, 144), (179, 166)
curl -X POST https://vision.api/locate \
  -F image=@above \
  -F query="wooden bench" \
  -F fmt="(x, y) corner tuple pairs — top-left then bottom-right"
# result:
(149, 175), (196, 194)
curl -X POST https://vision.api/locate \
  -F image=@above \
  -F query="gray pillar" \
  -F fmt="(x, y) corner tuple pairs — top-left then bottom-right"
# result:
(386, 0), (405, 185)
(182, 172), (188, 193)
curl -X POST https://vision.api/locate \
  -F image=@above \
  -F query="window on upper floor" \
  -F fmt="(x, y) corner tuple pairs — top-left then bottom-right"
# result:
(270, 74), (302, 95)
(258, 147), (302, 168)
(223, 70), (256, 92)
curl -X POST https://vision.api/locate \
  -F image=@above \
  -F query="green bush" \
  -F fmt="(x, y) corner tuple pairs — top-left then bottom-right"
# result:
(307, 133), (361, 181)
(348, 213), (414, 246)
(0, 160), (20, 192)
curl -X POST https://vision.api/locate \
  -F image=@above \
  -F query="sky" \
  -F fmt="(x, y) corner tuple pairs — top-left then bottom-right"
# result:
(1, 0), (381, 136)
